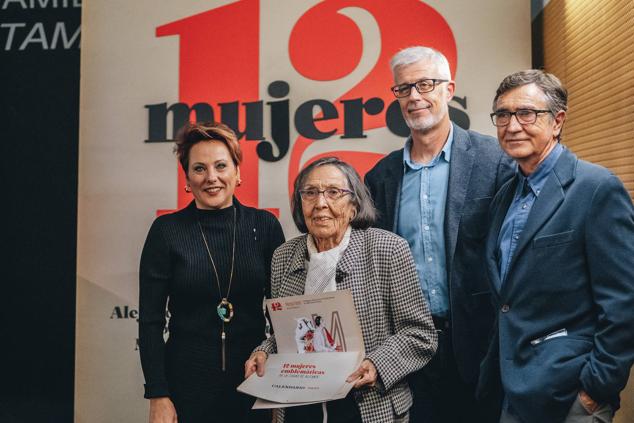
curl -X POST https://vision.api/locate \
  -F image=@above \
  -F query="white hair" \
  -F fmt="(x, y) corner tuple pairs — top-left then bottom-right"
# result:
(390, 46), (451, 79)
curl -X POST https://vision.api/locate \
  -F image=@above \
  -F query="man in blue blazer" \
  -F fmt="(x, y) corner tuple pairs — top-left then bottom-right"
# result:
(479, 69), (634, 423)
(365, 46), (514, 422)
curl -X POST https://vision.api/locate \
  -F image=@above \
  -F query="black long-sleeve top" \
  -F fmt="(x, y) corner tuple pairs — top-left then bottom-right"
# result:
(138, 199), (285, 398)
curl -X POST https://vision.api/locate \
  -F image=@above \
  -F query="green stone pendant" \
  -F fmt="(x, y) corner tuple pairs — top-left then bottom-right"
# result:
(217, 298), (234, 323)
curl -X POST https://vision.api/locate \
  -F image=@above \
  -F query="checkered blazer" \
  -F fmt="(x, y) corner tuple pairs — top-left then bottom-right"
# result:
(255, 228), (437, 422)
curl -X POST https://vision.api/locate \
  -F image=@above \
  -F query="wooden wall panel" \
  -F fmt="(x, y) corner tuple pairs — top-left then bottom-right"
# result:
(543, 0), (633, 201)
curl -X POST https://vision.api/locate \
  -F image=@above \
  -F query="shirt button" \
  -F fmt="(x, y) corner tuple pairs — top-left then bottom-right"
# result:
(424, 225), (430, 231)
(423, 194), (429, 200)
(513, 235), (519, 240)
(501, 304), (510, 313)
(431, 289), (436, 294)
(427, 257), (433, 262)
(522, 203), (527, 209)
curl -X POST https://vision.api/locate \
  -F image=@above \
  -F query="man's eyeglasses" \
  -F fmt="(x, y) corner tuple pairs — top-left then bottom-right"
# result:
(299, 188), (353, 202)
(391, 79), (449, 98)
(490, 109), (553, 127)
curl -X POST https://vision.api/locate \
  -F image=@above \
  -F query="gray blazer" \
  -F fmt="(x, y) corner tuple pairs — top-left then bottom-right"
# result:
(256, 228), (437, 422)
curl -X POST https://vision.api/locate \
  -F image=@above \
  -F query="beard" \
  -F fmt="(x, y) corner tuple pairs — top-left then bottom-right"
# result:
(405, 114), (435, 132)
(404, 104), (448, 133)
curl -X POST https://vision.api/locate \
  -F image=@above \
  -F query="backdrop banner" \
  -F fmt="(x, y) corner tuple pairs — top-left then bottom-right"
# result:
(76, 1), (530, 421)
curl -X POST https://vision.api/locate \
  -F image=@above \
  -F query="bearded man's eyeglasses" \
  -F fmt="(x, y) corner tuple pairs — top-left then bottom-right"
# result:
(391, 79), (449, 98)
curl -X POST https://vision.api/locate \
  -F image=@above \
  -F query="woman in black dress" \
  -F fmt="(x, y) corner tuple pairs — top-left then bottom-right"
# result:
(139, 122), (285, 423)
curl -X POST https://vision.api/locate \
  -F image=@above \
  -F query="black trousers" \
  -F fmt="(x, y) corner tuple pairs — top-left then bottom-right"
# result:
(165, 335), (270, 423)
(171, 390), (269, 423)
(408, 317), (499, 423)
(284, 393), (361, 423)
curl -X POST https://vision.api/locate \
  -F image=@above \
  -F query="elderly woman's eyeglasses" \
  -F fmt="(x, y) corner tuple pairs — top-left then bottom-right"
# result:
(490, 109), (553, 127)
(391, 79), (449, 98)
(299, 188), (353, 202)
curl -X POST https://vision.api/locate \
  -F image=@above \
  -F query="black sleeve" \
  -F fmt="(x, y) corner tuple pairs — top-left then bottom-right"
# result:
(364, 168), (377, 200)
(138, 218), (171, 398)
(263, 213), (285, 299)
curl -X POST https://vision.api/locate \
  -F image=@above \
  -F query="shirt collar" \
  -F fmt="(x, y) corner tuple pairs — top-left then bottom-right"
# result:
(518, 143), (564, 196)
(306, 226), (352, 257)
(403, 124), (454, 170)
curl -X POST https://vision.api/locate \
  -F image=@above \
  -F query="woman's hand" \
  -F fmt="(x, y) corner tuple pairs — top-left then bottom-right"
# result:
(346, 359), (377, 388)
(244, 351), (268, 378)
(149, 397), (177, 423)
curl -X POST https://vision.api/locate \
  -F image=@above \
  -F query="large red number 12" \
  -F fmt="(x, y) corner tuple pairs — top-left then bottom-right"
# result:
(156, 0), (262, 213)
(288, 0), (456, 197)
(156, 0), (456, 214)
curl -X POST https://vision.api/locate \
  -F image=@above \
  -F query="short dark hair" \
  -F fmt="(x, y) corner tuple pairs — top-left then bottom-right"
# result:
(493, 69), (568, 114)
(291, 157), (377, 233)
(174, 121), (242, 173)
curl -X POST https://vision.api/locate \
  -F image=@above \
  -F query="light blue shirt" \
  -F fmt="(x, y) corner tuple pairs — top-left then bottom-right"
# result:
(396, 125), (453, 318)
(497, 143), (564, 287)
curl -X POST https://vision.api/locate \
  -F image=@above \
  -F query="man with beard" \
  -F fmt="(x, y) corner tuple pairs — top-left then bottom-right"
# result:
(365, 46), (513, 422)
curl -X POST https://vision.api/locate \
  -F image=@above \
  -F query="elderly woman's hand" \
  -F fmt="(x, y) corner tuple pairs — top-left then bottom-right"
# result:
(346, 359), (377, 388)
(244, 351), (268, 378)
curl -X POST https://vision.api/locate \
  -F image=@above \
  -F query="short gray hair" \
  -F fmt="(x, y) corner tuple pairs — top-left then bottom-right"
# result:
(493, 69), (568, 114)
(291, 157), (377, 233)
(390, 46), (451, 79)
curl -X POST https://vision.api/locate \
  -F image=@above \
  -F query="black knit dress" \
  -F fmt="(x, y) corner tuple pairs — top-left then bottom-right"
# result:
(139, 199), (285, 422)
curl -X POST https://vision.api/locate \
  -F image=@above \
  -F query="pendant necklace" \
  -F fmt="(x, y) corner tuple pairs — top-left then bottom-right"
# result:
(197, 206), (236, 371)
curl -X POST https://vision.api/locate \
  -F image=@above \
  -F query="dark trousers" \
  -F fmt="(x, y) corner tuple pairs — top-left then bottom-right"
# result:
(166, 335), (270, 423)
(171, 390), (270, 423)
(499, 394), (614, 423)
(285, 393), (361, 423)
(408, 317), (499, 423)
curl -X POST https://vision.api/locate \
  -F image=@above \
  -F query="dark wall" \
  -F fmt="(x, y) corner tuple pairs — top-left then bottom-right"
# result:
(0, 3), (80, 422)
(531, 9), (544, 69)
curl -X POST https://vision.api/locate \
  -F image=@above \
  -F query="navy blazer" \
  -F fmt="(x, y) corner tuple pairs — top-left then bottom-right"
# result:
(479, 148), (634, 423)
(365, 123), (514, 385)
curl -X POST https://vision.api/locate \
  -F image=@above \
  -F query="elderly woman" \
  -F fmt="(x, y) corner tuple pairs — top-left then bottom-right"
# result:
(139, 122), (285, 423)
(245, 157), (437, 422)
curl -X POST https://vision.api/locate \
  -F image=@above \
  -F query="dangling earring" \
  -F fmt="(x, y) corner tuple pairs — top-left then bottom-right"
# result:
(237, 179), (242, 187)
(184, 185), (191, 192)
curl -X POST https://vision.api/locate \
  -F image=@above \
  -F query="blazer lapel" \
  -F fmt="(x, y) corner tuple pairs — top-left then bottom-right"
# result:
(502, 149), (576, 296)
(278, 230), (366, 297)
(382, 148), (404, 232)
(486, 176), (518, 294)
(445, 125), (475, 266)
(335, 229), (363, 292)
(279, 236), (309, 297)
